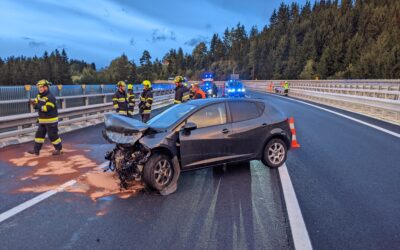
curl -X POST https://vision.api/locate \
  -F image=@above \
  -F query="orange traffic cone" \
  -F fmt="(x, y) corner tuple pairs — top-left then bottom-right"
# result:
(289, 117), (300, 148)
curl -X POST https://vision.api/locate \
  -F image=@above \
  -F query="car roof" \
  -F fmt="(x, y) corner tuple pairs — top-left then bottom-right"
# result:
(187, 98), (265, 106)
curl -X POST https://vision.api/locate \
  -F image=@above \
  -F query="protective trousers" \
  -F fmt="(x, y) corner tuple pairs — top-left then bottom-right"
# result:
(34, 123), (62, 152)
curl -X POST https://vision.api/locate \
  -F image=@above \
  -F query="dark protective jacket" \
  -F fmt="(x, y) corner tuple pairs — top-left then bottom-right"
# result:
(113, 90), (129, 115)
(139, 88), (153, 114)
(127, 90), (135, 116)
(33, 90), (58, 124)
(174, 85), (190, 104)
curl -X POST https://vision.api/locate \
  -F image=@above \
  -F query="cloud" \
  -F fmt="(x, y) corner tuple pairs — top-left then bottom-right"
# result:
(151, 29), (176, 43)
(22, 37), (46, 48)
(184, 36), (210, 47)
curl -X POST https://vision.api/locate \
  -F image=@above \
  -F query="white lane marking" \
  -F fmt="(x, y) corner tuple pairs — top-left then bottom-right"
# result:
(0, 161), (109, 224)
(0, 180), (76, 223)
(279, 163), (313, 250)
(255, 91), (400, 138)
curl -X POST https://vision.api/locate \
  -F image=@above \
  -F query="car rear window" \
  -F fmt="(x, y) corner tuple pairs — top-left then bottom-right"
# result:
(228, 101), (262, 122)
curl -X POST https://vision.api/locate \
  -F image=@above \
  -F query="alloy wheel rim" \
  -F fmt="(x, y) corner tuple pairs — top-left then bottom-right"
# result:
(267, 143), (285, 165)
(154, 160), (172, 186)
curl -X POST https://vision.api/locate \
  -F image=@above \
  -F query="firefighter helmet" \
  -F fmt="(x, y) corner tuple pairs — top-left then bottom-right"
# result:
(127, 84), (133, 90)
(142, 80), (152, 88)
(174, 76), (184, 83)
(117, 81), (126, 87)
(36, 79), (51, 87)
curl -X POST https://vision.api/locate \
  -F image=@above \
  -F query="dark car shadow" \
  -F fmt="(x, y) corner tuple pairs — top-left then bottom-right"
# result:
(210, 162), (256, 250)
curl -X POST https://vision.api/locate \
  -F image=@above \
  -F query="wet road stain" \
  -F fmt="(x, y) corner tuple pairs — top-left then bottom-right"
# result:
(5, 143), (144, 203)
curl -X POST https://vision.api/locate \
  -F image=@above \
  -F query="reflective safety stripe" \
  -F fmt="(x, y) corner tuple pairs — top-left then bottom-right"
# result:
(119, 110), (128, 115)
(128, 111), (134, 115)
(113, 104), (119, 108)
(140, 97), (145, 101)
(41, 105), (48, 112)
(142, 110), (151, 114)
(36, 95), (48, 102)
(145, 103), (151, 107)
(52, 138), (62, 145)
(117, 98), (126, 102)
(38, 117), (58, 123)
(174, 100), (181, 104)
(146, 98), (153, 101)
(112, 98), (118, 101)
(45, 102), (55, 108)
(35, 138), (45, 143)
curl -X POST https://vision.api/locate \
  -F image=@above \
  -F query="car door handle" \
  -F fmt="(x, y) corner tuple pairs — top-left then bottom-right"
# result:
(222, 128), (230, 134)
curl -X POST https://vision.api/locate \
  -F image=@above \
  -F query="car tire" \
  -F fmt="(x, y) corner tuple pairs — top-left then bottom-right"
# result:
(262, 138), (287, 168)
(143, 153), (175, 192)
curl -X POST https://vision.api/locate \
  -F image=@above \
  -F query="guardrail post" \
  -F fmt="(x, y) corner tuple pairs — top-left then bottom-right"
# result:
(101, 84), (107, 103)
(24, 85), (35, 113)
(57, 85), (65, 109)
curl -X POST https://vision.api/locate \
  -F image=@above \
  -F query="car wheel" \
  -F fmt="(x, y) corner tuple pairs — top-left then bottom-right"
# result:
(143, 153), (175, 191)
(262, 138), (287, 168)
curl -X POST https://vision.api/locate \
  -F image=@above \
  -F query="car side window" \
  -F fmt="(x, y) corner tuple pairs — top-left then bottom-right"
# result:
(187, 103), (227, 129)
(229, 101), (261, 122)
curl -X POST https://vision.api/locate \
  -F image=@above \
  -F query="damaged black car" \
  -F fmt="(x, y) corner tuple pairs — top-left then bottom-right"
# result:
(103, 98), (292, 195)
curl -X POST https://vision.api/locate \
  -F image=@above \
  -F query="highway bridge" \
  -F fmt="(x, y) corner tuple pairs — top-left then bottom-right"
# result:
(0, 82), (399, 249)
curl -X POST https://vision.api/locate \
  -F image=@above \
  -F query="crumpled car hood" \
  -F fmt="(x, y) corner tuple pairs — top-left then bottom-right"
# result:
(103, 114), (149, 144)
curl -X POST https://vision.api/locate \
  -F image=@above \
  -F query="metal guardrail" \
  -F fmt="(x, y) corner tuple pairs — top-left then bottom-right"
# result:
(0, 84), (175, 117)
(0, 90), (174, 139)
(243, 80), (400, 124)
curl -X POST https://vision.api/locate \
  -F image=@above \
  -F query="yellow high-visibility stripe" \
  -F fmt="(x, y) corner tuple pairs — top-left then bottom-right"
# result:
(142, 110), (151, 114)
(112, 98), (118, 101)
(113, 104), (118, 108)
(146, 98), (153, 101)
(52, 138), (62, 145)
(119, 110), (127, 115)
(117, 98), (126, 102)
(128, 111), (134, 115)
(38, 117), (58, 123)
(174, 100), (181, 104)
(45, 102), (55, 108)
(41, 105), (48, 112)
(145, 103), (151, 107)
(36, 95), (48, 102)
(35, 138), (45, 143)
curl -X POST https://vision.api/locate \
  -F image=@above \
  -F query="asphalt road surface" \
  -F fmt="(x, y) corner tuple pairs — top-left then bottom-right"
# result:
(1, 92), (399, 250)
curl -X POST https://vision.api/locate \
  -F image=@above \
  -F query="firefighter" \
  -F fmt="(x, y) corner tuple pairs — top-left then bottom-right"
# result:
(192, 83), (206, 99)
(127, 84), (135, 117)
(139, 80), (153, 123)
(173, 76), (190, 104)
(112, 81), (129, 116)
(284, 81), (289, 96)
(28, 80), (62, 156)
(212, 82), (218, 97)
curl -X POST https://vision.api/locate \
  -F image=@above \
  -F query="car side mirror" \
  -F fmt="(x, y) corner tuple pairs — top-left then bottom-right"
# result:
(183, 122), (197, 131)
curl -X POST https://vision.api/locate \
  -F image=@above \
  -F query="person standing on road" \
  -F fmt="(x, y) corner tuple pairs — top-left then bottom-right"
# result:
(192, 83), (206, 99)
(112, 81), (129, 116)
(284, 81), (289, 96)
(127, 84), (135, 117)
(173, 76), (190, 104)
(28, 80), (62, 156)
(212, 82), (218, 97)
(139, 80), (153, 123)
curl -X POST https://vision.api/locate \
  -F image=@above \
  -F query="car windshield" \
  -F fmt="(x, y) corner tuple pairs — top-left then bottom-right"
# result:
(147, 103), (197, 129)
(228, 81), (243, 88)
